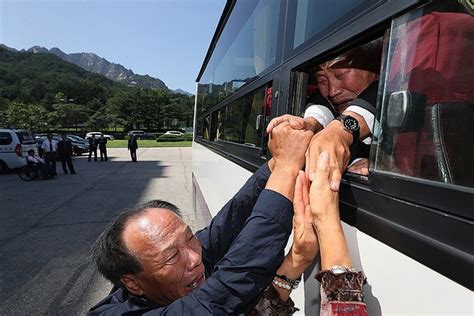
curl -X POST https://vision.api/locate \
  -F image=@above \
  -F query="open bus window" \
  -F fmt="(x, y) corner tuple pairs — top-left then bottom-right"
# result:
(372, 2), (474, 187)
(291, 38), (384, 176)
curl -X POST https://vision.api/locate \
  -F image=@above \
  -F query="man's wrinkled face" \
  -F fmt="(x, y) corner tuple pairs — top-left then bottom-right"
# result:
(122, 209), (205, 305)
(316, 56), (378, 113)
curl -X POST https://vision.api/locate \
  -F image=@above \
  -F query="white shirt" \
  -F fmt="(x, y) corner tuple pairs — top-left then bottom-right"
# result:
(304, 104), (374, 144)
(27, 155), (45, 164)
(41, 139), (58, 152)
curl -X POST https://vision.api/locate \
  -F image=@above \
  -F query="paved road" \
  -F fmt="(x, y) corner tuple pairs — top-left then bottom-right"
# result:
(0, 147), (207, 315)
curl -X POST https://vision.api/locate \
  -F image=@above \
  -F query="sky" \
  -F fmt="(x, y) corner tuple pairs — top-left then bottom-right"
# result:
(0, 0), (226, 94)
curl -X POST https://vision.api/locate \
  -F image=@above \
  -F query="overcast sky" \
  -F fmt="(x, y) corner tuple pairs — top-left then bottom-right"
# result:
(0, 0), (226, 94)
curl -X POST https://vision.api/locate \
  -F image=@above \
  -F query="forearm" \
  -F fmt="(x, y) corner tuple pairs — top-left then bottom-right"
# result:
(314, 218), (352, 270)
(265, 163), (300, 201)
(196, 163), (271, 266)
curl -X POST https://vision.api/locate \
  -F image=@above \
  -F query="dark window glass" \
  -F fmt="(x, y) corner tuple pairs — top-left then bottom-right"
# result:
(373, 3), (474, 188)
(221, 85), (267, 147)
(195, 118), (203, 137)
(16, 132), (35, 144)
(203, 115), (210, 140)
(0, 132), (13, 145)
(290, 0), (382, 51)
(197, 0), (282, 116)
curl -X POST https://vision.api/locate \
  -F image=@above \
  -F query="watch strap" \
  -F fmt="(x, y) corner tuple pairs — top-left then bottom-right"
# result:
(336, 114), (360, 144)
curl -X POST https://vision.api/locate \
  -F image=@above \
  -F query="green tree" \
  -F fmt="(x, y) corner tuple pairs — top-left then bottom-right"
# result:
(2, 102), (48, 131)
(50, 103), (90, 129)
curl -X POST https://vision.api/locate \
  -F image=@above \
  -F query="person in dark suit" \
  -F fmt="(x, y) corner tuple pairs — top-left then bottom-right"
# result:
(127, 136), (138, 162)
(99, 135), (108, 162)
(88, 135), (98, 162)
(57, 133), (76, 174)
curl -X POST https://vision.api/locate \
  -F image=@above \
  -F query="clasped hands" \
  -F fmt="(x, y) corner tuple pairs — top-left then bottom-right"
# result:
(267, 115), (348, 271)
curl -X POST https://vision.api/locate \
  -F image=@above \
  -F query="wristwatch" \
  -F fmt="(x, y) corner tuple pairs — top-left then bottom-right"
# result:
(336, 114), (360, 144)
(329, 265), (357, 275)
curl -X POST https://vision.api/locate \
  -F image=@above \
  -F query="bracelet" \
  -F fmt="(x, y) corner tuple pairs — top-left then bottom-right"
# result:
(272, 278), (292, 291)
(275, 274), (301, 289)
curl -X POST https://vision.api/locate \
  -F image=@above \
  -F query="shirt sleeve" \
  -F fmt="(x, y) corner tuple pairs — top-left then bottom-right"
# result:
(316, 271), (368, 316)
(196, 162), (271, 269)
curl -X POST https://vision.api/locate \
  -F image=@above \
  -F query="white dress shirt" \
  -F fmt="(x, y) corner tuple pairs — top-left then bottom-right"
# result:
(41, 139), (58, 152)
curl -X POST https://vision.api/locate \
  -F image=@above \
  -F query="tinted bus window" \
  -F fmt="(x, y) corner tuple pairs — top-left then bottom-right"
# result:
(290, 0), (384, 52)
(197, 0), (282, 115)
(221, 85), (267, 147)
(373, 3), (474, 187)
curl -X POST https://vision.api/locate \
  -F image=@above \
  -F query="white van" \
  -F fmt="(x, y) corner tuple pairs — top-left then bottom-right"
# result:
(0, 129), (37, 172)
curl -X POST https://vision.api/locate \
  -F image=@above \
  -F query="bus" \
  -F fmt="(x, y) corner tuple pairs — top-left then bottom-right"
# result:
(192, 0), (473, 314)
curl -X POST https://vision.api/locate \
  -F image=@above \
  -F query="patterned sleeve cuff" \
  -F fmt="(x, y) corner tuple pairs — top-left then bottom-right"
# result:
(315, 271), (367, 302)
(251, 286), (299, 316)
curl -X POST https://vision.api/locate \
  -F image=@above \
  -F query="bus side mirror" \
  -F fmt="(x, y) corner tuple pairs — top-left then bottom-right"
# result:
(387, 91), (426, 131)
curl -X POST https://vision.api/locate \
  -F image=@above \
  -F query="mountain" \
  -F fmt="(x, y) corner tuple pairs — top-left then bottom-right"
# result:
(0, 45), (122, 106)
(172, 88), (193, 96)
(26, 45), (168, 90)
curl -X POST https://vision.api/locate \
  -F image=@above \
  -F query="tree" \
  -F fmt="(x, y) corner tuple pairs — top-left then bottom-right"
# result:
(50, 103), (90, 129)
(2, 102), (48, 131)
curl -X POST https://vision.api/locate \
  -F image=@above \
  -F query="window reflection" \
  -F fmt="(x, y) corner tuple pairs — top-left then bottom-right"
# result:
(292, 0), (382, 50)
(221, 85), (267, 147)
(373, 3), (474, 187)
(197, 0), (281, 115)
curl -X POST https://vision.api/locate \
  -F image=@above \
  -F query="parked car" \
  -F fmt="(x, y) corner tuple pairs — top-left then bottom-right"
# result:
(0, 129), (37, 172)
(36, 134), (88, 157)
(67, 135), (89, 155)
(128, 130), (146, 139)
(164, 131), (184, 136)
(85, 132), (114, 140)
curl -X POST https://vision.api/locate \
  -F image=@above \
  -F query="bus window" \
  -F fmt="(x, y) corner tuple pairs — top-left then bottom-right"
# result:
(373, 2), (474, 187)
(289, 0), (384, 53)
(221, 85), (268, 147)
(290, 38), (383, 175)
(197, 0), (283, 112)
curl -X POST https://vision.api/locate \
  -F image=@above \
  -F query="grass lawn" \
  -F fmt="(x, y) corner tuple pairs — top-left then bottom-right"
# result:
(107, 140), (192, 148)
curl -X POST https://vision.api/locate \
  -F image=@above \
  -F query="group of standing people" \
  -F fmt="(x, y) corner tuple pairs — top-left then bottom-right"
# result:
(33, 133), (76, 178)
(88, 135), (108, 162)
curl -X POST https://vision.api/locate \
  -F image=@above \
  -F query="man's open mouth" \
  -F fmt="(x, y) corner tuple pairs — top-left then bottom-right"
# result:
(186, 272), (205, 290)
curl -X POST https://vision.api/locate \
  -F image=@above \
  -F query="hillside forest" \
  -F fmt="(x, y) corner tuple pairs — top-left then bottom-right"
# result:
(0, 46), (194, 134)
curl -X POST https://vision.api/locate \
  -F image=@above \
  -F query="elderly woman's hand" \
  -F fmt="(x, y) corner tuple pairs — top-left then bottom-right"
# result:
(290, 171), (319, 268)
(309, 151), (340, 225)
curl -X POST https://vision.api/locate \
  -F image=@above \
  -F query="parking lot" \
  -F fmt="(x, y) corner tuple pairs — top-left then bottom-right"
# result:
(0, 147), (207, 315)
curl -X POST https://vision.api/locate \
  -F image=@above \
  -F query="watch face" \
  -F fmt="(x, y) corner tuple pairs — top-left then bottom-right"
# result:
(343, 116), (359, 131)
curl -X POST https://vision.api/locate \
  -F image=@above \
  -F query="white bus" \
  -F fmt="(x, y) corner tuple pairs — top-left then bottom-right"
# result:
(192, 0), (473, 314)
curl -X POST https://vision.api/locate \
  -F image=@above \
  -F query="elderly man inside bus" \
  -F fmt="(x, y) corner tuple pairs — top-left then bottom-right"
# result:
(267, 39), (382, 186)
(88, 122), (315, 315)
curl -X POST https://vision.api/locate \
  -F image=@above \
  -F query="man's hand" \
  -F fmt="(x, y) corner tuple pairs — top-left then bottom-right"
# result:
(306, 120), (352, 191)
(266, 114), (320, 134)
(268, 121), (313, 171)
(347, 158), (369, 176)
(266, 122), (313, 200)
(291, 171), (319, 268)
